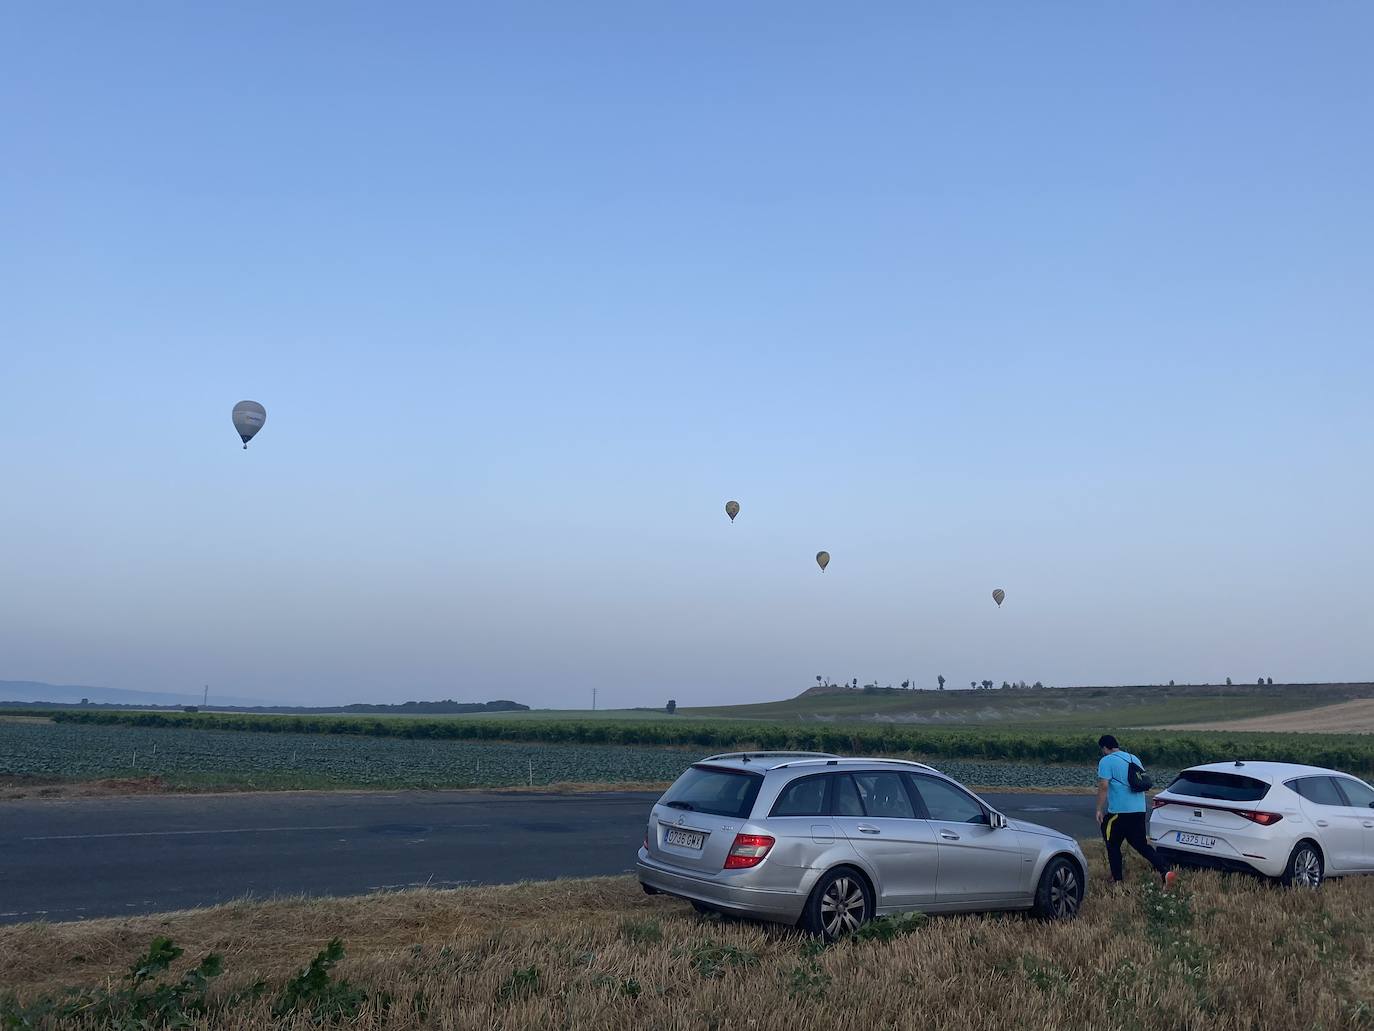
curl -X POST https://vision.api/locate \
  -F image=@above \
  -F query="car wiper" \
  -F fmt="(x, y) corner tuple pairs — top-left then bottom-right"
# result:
(664, 800), (695, 811)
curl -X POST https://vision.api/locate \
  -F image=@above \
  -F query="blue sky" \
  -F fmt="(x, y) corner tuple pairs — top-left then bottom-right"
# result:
(2, 3), (1370, 706)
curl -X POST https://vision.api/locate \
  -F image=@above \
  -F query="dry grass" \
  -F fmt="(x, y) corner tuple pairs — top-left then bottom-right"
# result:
(1152, 698), (1374, 734)
(0, 775), (176, 801)
(3, 851), (1372, 1030)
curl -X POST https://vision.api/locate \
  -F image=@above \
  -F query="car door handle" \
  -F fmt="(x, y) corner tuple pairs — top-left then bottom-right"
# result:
(1315, 820), (1330, 827)
(1363, 822), (1374, 829)
(856, 824), (880, 834)
(939, 831), (960, 841)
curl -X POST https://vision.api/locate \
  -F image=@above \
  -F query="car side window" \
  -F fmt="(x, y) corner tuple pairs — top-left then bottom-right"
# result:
(770, 775), (830, 817)
(1335, 778), (1374, 808)
(1292, 777), (1345, 806)
(832, 774), (865, 817)
(909, 774), (988, 824)
(851, 772), (915, 819)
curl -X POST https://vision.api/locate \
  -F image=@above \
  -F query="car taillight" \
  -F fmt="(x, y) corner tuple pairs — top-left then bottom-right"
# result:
(1239, 810), (1282, 826)
(1151, 797), (1170, 810)
(723, 833), (775, 869)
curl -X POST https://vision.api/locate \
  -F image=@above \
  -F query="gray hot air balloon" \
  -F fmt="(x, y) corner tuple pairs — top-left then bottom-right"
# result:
(725, 500), (740, 523)
(992, 588), (1006, 607)
(816, 551), (830, 571)
(232, 400), (267, 449)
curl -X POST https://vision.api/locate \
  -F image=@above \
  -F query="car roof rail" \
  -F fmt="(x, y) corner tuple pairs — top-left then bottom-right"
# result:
(698, 750), (840, 765)
(771, 756), (942, 773)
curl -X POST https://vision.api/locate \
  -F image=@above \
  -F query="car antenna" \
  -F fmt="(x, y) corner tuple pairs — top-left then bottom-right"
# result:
(1234, 760), (1245, 767)
(741, 753), (749, 763)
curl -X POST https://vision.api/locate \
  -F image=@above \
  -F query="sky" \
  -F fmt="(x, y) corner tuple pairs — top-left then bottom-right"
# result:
(2, 3), (1371, 707)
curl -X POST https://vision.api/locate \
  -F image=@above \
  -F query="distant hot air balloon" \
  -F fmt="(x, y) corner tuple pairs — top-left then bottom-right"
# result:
(725, 500), (740, 523)
(992, 588), (1006, 607)
(816, 551), (830, 571)
(232, 401), (267, 449)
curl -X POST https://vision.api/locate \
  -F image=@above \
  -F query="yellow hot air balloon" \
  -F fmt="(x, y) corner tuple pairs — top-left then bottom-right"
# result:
(992, 588), (1006, 607)
(725, 500), (740, 523)
(816, 551), (830, 571)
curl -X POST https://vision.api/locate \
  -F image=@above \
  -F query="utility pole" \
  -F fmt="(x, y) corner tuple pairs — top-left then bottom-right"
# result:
(202, 685), (209, 708)
(592, 688), (597, 712)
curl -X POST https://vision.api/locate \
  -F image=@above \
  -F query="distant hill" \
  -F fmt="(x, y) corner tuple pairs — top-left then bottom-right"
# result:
(0, 680), (266, 708)
(0, 681), (529, 716)
(686, 681), (1374, 730)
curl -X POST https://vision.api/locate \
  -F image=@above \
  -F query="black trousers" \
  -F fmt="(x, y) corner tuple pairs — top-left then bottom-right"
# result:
(1101, 811), (1170, 881)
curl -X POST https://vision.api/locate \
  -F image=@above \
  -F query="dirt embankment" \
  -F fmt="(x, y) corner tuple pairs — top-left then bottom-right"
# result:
(1152, 698), (1374, 734)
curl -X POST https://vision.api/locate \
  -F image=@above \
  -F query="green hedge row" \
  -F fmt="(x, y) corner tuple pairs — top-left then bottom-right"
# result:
(45, 710), (1374, 774)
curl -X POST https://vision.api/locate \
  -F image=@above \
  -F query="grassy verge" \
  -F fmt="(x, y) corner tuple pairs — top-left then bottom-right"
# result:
(42, 708), (1374, 773)
(4, 854), (1372, 1030)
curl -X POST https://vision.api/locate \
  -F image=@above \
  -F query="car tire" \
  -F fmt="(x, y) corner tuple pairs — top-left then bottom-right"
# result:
(800, 867), (873, 940)
(1279, 841), (1324, 889)
(1031, 856), (1083, 921)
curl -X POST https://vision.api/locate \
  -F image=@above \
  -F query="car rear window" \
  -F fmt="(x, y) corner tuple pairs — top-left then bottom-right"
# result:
(1166, 770), (1270, 802)
(770, 775), (829, 817)
(851, 772), (916, 819)
(1289, 776), (1345, 806)
(832, 774), (864, 816)
(659, 766), (763, 819)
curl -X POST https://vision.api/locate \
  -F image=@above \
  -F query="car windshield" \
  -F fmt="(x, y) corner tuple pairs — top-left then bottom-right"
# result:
(1167, 770), (1270, 802)
(659, 766), (763, 819)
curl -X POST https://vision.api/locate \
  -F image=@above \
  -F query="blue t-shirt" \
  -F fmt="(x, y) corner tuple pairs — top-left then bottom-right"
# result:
(1098, 750), (1147, 814)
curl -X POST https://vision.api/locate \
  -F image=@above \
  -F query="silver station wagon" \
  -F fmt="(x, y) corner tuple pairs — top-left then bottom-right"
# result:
(637, 752), (1088, 938)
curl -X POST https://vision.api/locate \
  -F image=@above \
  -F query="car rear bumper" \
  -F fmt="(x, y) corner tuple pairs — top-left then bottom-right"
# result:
(636, 850), (809, 923)
(1149, 820), (1287, 878)
(1155, 845), (1277, 878)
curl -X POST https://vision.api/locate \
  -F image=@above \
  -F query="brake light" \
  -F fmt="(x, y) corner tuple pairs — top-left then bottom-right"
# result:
(723, 833), (775, 869)
(1151, 797), (1170, 810)
(1239, 810), (1282, 826)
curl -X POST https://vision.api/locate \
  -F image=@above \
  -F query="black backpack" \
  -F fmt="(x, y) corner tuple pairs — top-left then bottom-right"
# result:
(1123, 755), (1153, 793)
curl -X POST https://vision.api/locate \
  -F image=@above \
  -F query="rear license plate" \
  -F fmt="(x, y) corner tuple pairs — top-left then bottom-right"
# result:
(1177, 832), (1216, 849)
(664, 827), (705, 850)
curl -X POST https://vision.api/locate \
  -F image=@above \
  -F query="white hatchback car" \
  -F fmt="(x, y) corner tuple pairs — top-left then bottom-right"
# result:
(1149, 761), (1374, 887)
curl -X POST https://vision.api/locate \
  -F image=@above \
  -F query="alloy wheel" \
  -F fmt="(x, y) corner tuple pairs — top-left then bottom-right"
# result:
(1049, 863), (1081, 918)
(1293, 847), (1322, 888)
(820, 876), (867, 937)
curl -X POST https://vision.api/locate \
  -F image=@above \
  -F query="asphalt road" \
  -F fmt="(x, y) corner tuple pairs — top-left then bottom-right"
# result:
(0, 790), (1097, 924)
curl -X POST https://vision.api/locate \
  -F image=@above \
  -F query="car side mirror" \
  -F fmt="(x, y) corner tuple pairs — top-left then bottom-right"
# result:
(989, 811), (1008, 830)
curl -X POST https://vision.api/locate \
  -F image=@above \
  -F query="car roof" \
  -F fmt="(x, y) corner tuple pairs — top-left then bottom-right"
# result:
(1175, 760), (1356, 782)
(694, 752), (941, 775)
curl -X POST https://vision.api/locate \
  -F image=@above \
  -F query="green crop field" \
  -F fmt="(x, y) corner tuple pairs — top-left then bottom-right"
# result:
(1, 719), (1122, 791)
(26, 707), (1374, 776)
(0, 720), (693, 790)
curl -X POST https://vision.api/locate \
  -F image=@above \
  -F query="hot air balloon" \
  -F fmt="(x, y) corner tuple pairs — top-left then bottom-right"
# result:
(725, 500), (740, 523)
(992, 588), (1005, 607)
(232, 401), (266, 449)
(816, 551), (830, 571)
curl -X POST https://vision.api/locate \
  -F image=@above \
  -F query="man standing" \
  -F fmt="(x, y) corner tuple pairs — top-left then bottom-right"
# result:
(1095, 734), (1176, 889)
